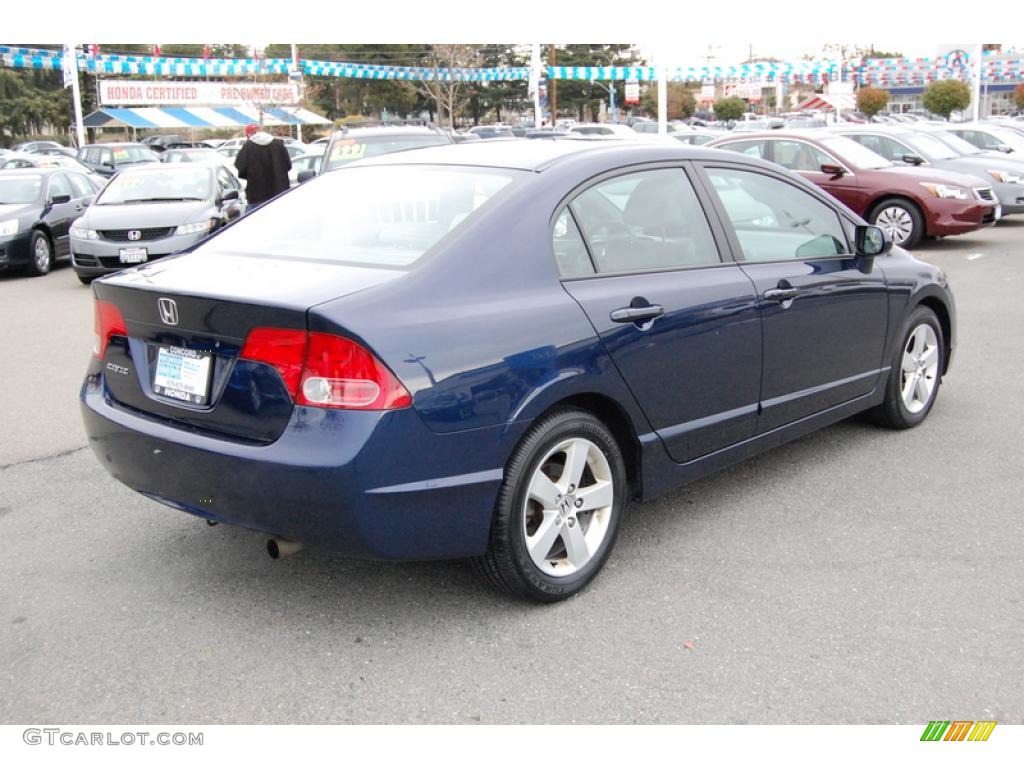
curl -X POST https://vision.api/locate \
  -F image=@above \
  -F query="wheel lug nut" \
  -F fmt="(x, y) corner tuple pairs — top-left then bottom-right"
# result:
(575, 498), (584, 508)
(568, 484), (575, 493)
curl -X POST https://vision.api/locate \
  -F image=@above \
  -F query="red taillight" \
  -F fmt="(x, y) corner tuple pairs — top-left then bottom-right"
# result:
(239, 328), (308, 395)
(239, 328), (412, 411)
(93, 300), (127, 358)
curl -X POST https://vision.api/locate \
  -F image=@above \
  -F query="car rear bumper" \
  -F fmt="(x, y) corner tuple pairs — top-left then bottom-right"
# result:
(81, 366), (521, 560)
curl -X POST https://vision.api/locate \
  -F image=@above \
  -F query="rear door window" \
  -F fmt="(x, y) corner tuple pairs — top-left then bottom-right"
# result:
(569, 168), (721, 273)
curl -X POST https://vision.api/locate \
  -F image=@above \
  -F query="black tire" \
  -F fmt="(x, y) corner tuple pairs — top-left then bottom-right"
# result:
(868, 198), (924, 250)
(473, 408), (627, 602)
(870, 306), (944, 429)
(25, 230), (53, 276)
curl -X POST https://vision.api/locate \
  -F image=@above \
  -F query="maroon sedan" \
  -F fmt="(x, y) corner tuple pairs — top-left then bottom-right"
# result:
(708, 130), (998, 248)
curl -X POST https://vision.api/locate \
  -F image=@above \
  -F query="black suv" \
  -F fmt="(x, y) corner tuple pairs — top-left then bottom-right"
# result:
(298, 122), (453, 183)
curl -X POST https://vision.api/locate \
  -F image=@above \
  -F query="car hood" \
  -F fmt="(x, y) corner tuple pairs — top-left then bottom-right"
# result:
(105, 248), (406, 309)
(0, 203), (37, 221)
(875, 165), (992, 189)
(83, 200), (213, 227)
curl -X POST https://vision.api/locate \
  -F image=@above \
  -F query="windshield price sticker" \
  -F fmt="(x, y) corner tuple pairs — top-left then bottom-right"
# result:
(154, 346), (212, 405)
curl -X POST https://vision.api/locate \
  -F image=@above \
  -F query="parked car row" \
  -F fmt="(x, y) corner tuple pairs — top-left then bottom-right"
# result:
(6, 117), (1020, 284)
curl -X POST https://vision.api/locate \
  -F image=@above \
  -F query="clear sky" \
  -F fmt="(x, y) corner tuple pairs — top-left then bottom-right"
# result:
(7, 0), (1019, 68)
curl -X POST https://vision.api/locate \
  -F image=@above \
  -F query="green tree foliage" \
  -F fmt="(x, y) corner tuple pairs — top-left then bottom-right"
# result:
(923, 79), (972, 119)
(550, 44), (638, 122)
(713, 96), (746, 121)
(856, 87), (890, 118)
(0, 66), (71, 146)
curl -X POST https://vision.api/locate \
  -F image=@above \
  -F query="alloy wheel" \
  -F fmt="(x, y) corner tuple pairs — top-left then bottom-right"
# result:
(521, 437), (614, 577)
(900, 323), (940, 414)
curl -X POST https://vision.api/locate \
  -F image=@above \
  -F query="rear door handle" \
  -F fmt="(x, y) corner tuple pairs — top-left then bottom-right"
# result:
(763, 287), (800, 302)
(610, 304), (665, 323)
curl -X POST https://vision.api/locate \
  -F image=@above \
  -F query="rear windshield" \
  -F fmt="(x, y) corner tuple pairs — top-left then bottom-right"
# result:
(196, 165), (521, 268)
(324, 134), (452, 171)
(0, 175), (43, 204)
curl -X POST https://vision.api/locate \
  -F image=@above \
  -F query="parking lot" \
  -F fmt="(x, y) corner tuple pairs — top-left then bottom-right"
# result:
(1, 221), (1022, 725)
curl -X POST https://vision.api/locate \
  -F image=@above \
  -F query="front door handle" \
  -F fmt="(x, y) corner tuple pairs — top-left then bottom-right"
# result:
(610, 304), (665, 323)
(763, 287), (800, 302)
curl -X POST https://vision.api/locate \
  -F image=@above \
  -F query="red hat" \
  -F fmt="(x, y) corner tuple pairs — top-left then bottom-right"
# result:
(244, 124), (257, 137)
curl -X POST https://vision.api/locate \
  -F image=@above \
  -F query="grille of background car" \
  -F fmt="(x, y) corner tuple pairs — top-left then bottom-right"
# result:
(99, 228), (176, 242)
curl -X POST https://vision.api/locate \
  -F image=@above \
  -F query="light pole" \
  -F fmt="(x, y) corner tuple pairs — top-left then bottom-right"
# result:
(590, 55), (619, 123)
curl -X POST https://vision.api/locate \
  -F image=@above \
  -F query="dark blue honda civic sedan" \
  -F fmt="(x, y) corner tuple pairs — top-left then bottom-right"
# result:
(81, 140), (955, 602)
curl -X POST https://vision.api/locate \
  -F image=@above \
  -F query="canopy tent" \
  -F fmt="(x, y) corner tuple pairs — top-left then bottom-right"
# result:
(82, 106), (331, 130)
(795, 93), (857, 113)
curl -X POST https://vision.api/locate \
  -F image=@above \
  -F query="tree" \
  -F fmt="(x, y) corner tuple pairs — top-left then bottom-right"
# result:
(856, 87), (890, 119)
(713, 96), (746, 122)
(923, 79), (971, 120)
(415, 44), (482, 128)
(639, 82), (697, 119)
(1013, 83), (1024, 112)
(549, 44), (637, 122)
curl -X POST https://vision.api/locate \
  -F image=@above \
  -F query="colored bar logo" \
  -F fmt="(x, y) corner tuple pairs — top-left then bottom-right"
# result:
(921, 721), (997, 741)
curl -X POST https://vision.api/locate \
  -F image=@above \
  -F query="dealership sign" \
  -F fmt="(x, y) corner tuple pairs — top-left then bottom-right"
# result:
(100, 80), (301, 106)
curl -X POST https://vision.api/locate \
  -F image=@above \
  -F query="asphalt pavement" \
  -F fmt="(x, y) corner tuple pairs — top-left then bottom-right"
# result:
(1, 223), (1021, 724)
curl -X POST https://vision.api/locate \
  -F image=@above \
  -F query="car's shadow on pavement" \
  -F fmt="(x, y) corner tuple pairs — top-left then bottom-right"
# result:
(136, 414), (890, 621)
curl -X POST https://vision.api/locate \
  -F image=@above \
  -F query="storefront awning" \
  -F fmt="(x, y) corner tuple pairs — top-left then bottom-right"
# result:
(82, 106), (331, 130)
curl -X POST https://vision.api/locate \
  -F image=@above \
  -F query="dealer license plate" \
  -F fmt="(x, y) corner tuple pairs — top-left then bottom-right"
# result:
(153, 346), (212, 406)
(119, 247), (148, 264)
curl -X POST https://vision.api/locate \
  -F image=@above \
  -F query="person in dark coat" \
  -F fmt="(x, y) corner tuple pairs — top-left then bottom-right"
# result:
(234, 123), (292, 207)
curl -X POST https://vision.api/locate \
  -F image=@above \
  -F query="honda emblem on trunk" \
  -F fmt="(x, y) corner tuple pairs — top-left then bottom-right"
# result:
(128, 230), (142, 241)
(157, 298), (179, 326)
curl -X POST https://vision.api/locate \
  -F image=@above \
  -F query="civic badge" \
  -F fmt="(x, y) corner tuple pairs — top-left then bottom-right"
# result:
(157, 297), (179, 326)
(128, 230), (142, 241)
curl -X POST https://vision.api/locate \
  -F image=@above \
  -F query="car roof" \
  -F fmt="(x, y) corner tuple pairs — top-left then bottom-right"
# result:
(353, 138), (749, 173)
(0, 166), (68, 177)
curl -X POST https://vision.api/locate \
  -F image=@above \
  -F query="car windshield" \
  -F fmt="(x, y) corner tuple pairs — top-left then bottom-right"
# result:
(96, 168), (212, 205)
(324, 134), (452, 171)
(904, 133), (960, 160)
(110, 146), (161, 164)
(987, 126), (1024, 152)
(930, 131), (983, 156)
(818, 135), (892, 169)
(195, 165), (521, 268)
(0, 175), (43, 204)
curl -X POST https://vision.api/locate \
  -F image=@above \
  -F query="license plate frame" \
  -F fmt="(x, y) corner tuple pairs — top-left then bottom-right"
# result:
(153, 346), (212, 406)
(119, 247), (148, 264)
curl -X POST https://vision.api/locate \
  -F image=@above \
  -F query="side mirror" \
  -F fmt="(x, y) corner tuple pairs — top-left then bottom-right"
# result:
(855, 224), (892, 258)
(101, 162), (114, 170)
(297, 169), (316, 184)
(995, 144), (1014, 154)
(222, 189), (239, 201)
(820, 164), (845, 177)
(50, 194), (72, 205)
(902, 154), (924, 165)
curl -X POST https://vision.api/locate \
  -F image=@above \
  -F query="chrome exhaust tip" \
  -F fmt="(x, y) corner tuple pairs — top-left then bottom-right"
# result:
(267, 538), (303, 560)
